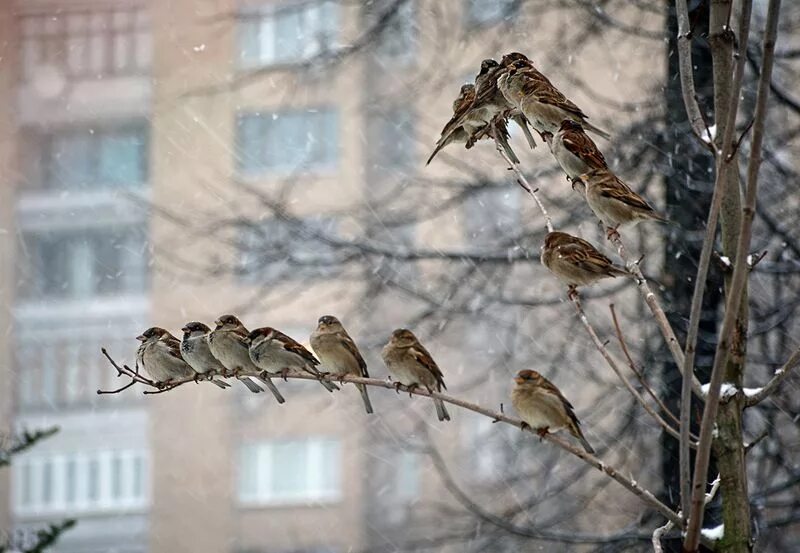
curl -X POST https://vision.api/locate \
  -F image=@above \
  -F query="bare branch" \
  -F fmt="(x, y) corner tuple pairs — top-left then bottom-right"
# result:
(684, 1), (780, 548)
(99, 349), (683, 528)
(494, 140), (554, 233)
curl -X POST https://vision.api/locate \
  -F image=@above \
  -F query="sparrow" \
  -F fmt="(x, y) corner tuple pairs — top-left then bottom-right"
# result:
(540, 231), (629, 297)
(511, 369), (595, 454)
(208, 315), (286, 403)
(427, 83), (519, 165)
(572, 167), (669, 234)
(381, 329), (450, 422)
(180, 321), (262, 394)
(248, 327), (339, 393)
(497, 52), (610, 139)
(549, 119), (608, 181)
(310, 315), (373, 414)
(136, 327), (229, 389)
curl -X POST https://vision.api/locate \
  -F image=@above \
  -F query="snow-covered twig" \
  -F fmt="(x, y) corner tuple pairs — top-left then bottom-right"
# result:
(744, 346), (800, 406)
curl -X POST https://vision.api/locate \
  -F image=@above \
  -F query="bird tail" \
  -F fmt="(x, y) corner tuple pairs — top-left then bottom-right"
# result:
(256, 374), (286, 404)
(357, 383), (374, 415)
(571, 423), (595, 454)
(495, 129), (520, 164)
(238, 376), (263, 393)
(434, 398), (451, 422)
(210, 378), (231, 389)
(513, 114), (537, 149)
(426, 137), (450, 166)
(582, 120), (611, 140)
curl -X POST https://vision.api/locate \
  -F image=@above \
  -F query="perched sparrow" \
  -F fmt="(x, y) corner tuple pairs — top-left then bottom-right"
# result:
(136, 327), (229, 389)
(498, 52), (610, 139)
(511, 369), (594, 453)
(549, 119), (608, 181)
(572, 167), (669, 233)
(180, 321), (261, 393)
(310, 315), (373, 414)
(541, 231), (629, 296)
(208, 315), (286, 403)
(381, 329), (450, 422)
(248, 327), (339, 393)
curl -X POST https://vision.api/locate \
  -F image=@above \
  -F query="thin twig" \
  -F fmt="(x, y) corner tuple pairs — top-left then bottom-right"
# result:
(652, 519), (673, 553)
(607, 233), (702, 396)
(684, 1), (778, 548)
(609, 304), (687, 432)
(494, 140), (554, 233)
(674, 0), (716, 147)
(572, 297), (696, 446)
(98, 350), (682, 527)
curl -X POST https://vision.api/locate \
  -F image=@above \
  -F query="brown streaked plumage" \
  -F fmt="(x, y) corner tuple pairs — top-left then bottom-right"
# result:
(550, 119), (608, 181)
(208, 315), (286, 402)
(511, 369), (594, 453)
(381, 328), (450, 422)
(573, 167), (669, 230)
(311, 315), (373, 414)
(498, 52), (610, 139)
(248, 327), (339, 393)
(540, 231), (629, 292)
(136, 327), (229, 389)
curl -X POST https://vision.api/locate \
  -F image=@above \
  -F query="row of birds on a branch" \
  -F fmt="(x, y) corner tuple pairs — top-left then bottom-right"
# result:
(427, 52), (670, 296)
(133, 315), (594, 453)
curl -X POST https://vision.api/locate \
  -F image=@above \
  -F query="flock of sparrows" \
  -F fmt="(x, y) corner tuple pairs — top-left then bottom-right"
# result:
(428, 51), (669, 300)
(125, 51), (681, 455)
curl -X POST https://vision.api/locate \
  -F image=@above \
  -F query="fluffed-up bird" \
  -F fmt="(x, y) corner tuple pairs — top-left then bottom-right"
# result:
(549, 119), (608, 181)
(310, 315), (373, 414)
(208, 315), (286, 403)
(497, 52), (610, 139)
(136, 327), (229, 389)
(572, 167), (669, 234)
(181, 321), (260, 393)
(248, 327), (339, 393)
(541, 231), (629, 297)
(381, 329), (450, 422)
(511, 369), (595, 453)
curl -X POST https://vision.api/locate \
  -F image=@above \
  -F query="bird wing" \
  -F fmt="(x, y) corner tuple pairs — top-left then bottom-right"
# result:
(556, 238), (617, 275)
(273, 329), (320, 366)
(562, 128), (607, 169)
(594, 173), (656, 213)
(409, 343), (446, 392)
(161, 335), (187, 362)
(437, 85), (478, 143)
(337, 330), (369, 378)
(520, 71), (587, 120)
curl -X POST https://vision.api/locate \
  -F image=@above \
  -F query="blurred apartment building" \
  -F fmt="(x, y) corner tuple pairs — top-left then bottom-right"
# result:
(0, 1), (539, 552)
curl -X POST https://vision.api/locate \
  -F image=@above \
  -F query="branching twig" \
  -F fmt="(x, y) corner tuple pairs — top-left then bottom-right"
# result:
(610, 304), (688, 433)
(99, 350), (683, 527)
(572, 297), (696, 446)
(683, 1), (779, 548)
(494, 140), (554, 233)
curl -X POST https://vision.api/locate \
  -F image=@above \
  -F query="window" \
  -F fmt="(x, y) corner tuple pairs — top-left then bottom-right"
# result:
(373, 0), (417, 64)
(237, 216), (339, 283)
(465, 0), (517, 26)
(463, 186), (521, 244)
(238, 1), (338, 68)
(39, 125), (148, 191)
(17, 225), (149, 300)
(15, 331), (139, 410)
(20, 8), (151, 80)
(13, 449), (148, 515)
(238, 439), (341, 505)
(237, 110), (338, 174)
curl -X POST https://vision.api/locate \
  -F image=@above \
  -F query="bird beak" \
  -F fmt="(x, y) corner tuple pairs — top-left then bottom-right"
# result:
(214, 319), (222, 328)
(181, 326), (189, 333)
(514, 376), (525, 385)
(136, 334), (146, 342)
